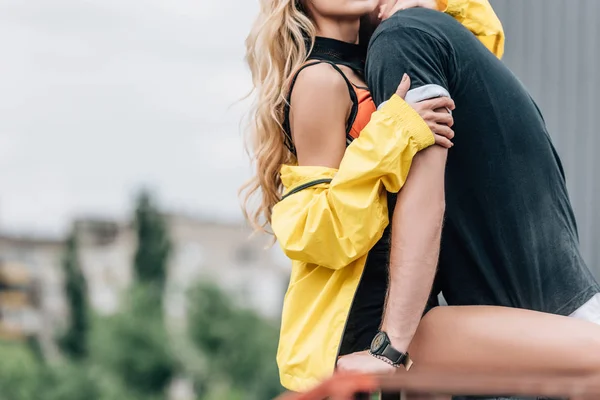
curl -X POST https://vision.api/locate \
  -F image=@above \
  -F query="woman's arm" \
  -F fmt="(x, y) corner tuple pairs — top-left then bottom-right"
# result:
(272, 70), (452, 270)
(444, 0), (505, 58)
(382, 0), (505, 59)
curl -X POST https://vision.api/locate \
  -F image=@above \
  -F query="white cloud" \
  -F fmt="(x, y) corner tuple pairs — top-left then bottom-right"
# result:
(0, 0), (260, 234)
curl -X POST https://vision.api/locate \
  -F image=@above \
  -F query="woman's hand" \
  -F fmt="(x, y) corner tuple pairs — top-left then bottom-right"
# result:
(396, 74), (455, 148)
(337, 350), (398, 375)
(379, 0), (448, 20)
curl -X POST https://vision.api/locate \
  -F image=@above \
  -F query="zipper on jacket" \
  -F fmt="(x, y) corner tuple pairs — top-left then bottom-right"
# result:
(281, 178), (333, 201)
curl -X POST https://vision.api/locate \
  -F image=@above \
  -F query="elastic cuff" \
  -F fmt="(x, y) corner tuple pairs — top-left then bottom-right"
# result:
(379, 94), (435, 151)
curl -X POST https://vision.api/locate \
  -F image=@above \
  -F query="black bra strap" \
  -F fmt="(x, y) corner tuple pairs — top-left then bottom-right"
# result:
(283, 60), (359, 155)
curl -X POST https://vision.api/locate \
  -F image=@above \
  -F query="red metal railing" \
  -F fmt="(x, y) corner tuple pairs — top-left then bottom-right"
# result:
(276, 371), (600, 400)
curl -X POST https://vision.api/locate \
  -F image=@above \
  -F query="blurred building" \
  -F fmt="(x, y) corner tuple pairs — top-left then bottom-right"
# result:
(74, 218), (135, 315)
(74, 214), (288, 320)
(0, 234), (65, 358)
(0, 215), (288, 340)
(0, 260), (34, 339)
(164, 214), (288, 321)
(490, 0), (600, 278)
(0, 214), (287, 357)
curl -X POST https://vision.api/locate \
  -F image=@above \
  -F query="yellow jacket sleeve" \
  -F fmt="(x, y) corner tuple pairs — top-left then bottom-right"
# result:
(271, 95), (434, 270)
(442, 0), (505, 59)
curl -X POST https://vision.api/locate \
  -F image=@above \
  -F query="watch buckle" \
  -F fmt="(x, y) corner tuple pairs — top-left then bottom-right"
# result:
(404, 356), (414, 371)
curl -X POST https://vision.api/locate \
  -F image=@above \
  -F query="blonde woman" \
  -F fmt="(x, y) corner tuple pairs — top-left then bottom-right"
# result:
(242, 0), (600, 393)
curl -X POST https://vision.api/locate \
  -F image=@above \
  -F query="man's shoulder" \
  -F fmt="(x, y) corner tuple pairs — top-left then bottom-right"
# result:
(370, 8), (463, 46)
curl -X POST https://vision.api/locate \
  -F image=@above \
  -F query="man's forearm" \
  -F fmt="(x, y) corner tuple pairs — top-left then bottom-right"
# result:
(381, 145), (448, 351)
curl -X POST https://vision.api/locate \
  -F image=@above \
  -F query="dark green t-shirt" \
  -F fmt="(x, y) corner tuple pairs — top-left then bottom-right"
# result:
(366, 8), (599, 315)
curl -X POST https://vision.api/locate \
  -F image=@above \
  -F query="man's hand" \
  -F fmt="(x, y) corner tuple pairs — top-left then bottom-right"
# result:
(380, 0), (448, 20)
(337, 350), (398, 374)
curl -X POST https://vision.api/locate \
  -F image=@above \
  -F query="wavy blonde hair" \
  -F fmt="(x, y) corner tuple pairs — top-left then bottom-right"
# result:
(240, 0), (316, 233)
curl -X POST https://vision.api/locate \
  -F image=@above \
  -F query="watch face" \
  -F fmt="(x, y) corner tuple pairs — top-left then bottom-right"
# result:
(370, 332), (387, 354)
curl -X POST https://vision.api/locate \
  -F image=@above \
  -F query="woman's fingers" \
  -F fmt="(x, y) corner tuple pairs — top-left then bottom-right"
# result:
(433, 110), (454, 128)
(395, 73), (411, 99)
(420, 96), (456, 111)
(430, 122), (454, 140)
(418, 110), (454, 134)
(407, 92), (456, 146)
(434, 134), (453, 149)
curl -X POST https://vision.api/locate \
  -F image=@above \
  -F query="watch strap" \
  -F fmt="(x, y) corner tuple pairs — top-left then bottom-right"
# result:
(381, 342), (406, 365)
(369, 349), (414, 371)
(369, 331), (414, 370)
(371, 339), (414, 370)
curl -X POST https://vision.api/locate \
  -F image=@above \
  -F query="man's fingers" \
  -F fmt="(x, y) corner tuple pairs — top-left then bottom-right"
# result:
(395, 74), (411, 99)
(381, 0), (421, 20)
(378, 4), (388, 19)
(382, 4), (404, 20)
(381, 0), (446, 20)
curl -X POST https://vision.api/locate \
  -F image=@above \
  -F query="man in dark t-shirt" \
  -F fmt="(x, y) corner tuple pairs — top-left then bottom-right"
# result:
(351, 7), (600, 399)
(366, 7), (599, 317)
(330, 7), (600, 400)
(365, 6), (600, 346)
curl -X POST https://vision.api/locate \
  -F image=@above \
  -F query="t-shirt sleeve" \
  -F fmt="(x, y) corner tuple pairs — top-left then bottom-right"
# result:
(366, 26), (453, 107)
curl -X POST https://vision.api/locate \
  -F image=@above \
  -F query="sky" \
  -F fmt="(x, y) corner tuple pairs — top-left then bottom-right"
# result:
(0, 0), (260, 236)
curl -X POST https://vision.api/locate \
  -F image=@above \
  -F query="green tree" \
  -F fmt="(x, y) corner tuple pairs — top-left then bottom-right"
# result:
(0, 342), (43, 400)
(187, 283), (283, 400)
(36, 362), (101, 400)
(82, 191), (177, 398)
(90, 286), (177, 398)
(133, 190), (171, 296)
(58, 232), (89, 359)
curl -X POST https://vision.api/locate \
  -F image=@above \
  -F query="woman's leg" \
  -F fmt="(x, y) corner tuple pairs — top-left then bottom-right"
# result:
(408, 306), (600, 375)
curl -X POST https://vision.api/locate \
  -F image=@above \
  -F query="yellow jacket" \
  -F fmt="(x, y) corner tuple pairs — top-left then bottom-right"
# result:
(271, 1), (505, 392)
(442, 0), (505, 58)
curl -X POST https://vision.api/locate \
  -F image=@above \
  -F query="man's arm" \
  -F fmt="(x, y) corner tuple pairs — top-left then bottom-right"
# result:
(336, 142), (448, 374)
(337, 22), (453, 372)
(368, 22), (453, 353)
(381, 144), (447, 351)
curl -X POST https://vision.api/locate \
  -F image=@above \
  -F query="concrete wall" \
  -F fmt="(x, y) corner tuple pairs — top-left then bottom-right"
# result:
(490, 0), (600, 278)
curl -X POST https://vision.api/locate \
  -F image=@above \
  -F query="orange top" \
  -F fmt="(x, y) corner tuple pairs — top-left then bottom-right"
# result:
(283, 60), (377, 154)
(348, 84), (376, 140)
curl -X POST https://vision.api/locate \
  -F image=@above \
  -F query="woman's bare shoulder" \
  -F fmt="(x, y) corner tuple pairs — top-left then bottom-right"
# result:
(291, 62), (349, 101)
(289, 63), (352, 167)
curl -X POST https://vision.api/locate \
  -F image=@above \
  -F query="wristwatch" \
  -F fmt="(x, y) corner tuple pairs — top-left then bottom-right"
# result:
(369, 331), (414, 371)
